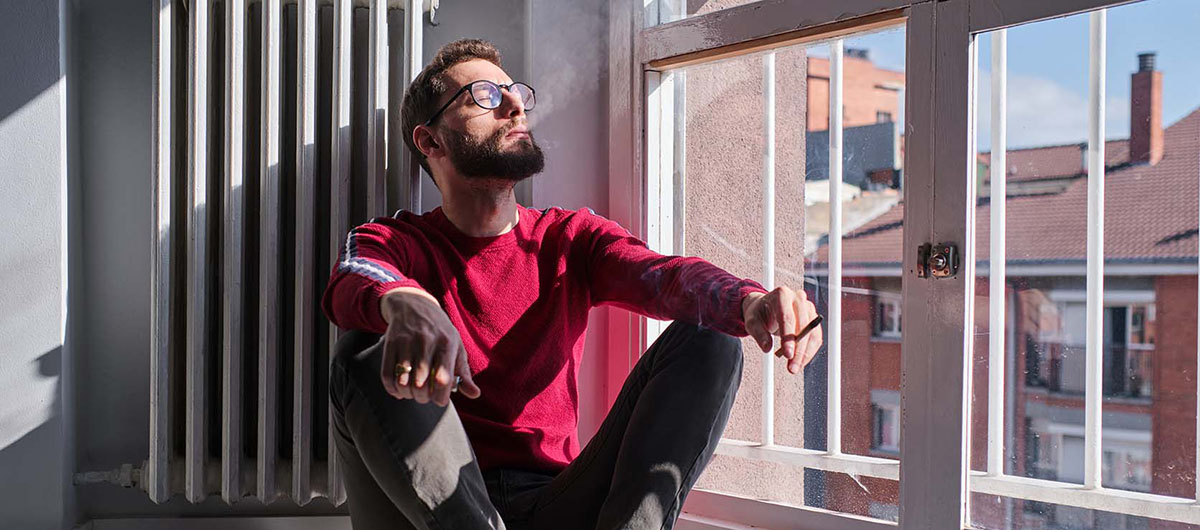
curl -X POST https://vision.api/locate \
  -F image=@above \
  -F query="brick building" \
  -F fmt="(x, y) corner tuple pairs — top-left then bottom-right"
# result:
(806, 49), (905, 132)
(810, 53), (1200, 528)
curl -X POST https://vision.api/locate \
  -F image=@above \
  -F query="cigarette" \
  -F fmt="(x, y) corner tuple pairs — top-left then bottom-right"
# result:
(797, 315), (823, 341)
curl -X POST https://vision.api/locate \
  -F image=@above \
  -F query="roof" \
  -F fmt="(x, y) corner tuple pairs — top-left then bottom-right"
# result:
(813, 108), (1200, 268)
(977, 139), (1130, 183)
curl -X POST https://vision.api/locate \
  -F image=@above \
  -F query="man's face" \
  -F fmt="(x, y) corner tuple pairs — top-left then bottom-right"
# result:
(433, 59), (544, 181)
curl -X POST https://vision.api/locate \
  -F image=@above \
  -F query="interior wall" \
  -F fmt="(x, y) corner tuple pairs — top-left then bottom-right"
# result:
(0, 1), (70, 529)
(64, 0), (612, 523)
(525, 0), (613, 439)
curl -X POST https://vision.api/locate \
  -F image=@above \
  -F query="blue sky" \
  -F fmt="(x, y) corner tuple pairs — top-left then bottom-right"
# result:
(810, 0), (1200, 151)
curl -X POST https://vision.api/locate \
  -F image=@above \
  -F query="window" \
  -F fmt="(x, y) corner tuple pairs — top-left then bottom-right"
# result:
(874, 297), (901, 338)
(1102, 443), (1152, 492)
(871, 403), (900, 453)
(876, 111), (893, 122)
(970, 0), (1197, 527)
(1127, 304), (1155, 348)
(623, 0), (1200, 527)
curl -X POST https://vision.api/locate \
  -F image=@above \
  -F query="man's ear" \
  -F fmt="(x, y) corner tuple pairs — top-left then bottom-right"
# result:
(413, 125), (442, 160)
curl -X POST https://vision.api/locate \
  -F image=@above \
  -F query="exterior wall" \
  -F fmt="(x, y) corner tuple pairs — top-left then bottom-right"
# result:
(687, 46), (810, 506)
(806, 55), (904, 132)
(1151, 275), (1197, 530)
(0, 1), (70, 529)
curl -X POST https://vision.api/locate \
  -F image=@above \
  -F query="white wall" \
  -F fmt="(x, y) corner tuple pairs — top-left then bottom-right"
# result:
(526, 0), (613, 439)
(0, 1), (71, 529)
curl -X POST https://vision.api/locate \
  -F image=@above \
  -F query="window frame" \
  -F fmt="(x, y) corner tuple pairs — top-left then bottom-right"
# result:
(608, 0), (1169, 528)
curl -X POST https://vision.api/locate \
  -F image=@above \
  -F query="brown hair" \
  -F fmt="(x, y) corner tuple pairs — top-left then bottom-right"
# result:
(400, 39), (503, 176)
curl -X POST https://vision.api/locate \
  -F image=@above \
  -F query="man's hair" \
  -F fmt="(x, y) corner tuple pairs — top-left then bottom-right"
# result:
(400, 39), (503, 177)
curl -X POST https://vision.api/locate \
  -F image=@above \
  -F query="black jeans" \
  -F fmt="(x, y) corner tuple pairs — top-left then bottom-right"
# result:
(329, 320), (744, 530)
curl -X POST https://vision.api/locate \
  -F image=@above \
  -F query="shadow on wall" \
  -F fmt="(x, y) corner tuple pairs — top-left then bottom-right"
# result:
(0, 347), (64, 528)
(0, 0), (62, 125)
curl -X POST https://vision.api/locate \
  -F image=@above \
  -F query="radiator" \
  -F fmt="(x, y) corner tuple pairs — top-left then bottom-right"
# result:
(147, 0), (429, 506)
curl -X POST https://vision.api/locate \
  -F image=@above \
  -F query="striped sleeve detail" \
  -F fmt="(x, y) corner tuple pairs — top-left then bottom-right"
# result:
(336, 227), (401, 283)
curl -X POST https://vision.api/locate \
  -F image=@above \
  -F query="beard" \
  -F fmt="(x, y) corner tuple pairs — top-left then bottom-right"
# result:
(442, 121), (545, 181)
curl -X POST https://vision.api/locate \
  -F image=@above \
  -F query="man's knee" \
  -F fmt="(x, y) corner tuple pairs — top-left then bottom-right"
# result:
(332, 329), (383, 373)
(669, 321), (744, 379)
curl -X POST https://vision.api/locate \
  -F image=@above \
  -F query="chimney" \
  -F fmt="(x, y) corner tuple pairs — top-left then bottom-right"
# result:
(845, 47), (870, 61)
(1130, 52), (1163, 165)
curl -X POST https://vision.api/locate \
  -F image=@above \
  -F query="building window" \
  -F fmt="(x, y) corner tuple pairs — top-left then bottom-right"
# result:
(876, 110), (893, 122)
(872, 403), (900, 453)
(1103, 444), (1152, 492)
(874, 297), (902, 338)
(1127, 303), (1156, 348)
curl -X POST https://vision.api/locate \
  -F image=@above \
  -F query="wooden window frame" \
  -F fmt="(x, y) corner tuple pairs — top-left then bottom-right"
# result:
(607, 0), (1185, 528)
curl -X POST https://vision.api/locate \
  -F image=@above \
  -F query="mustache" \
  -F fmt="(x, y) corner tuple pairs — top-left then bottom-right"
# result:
(497, 119), (530, 137)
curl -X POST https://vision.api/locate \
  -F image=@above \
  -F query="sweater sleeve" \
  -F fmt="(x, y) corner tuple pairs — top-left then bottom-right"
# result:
(321, 219), (426, 334)
(581, 210), (768, 337)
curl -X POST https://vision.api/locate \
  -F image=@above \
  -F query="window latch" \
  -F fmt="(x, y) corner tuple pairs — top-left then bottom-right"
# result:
(916, 242), (959, 279)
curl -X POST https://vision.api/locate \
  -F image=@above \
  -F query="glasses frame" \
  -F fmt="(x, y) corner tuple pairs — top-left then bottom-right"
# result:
(423, 80), (536, 127)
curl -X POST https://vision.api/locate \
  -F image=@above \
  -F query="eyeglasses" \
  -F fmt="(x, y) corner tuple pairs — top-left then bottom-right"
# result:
(423, 80), (536, 126)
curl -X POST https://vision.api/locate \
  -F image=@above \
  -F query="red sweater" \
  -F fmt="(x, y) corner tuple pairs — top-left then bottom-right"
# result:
(321, 205), (767, 474)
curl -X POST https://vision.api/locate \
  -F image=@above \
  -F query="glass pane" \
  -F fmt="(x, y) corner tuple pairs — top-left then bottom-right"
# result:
(651, 23), (908, 521)
(973, 493), (1190, 530)
(805, 26), (907, 521)
(642, 0), (762, 27)
(971, 0), (1200, 528)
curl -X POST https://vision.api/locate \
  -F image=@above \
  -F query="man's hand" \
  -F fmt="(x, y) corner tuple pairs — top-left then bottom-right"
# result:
(742, 286), (824, 374)
(378, 287), (481, 405)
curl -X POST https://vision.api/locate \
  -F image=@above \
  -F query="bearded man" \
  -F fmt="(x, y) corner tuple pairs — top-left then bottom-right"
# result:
(323, 38), (823, 530)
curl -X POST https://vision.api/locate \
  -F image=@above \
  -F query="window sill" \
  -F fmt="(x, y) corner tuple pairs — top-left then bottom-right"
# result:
(869, 448), (901, 459)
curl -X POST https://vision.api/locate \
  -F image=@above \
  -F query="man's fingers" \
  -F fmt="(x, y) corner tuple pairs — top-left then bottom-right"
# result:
(429, 338), (455, 406)
(379, 337), (399, 397)
(768, 289), (796, 360)
(791, 297), (811, 362)
(804, 316), (824, 364)
(398, 334), (427, 404)
(744, 300), (772, 352)
(455, 345), (482, 399)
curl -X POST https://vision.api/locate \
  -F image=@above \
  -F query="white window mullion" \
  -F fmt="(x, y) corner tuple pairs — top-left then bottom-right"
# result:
(644, 70), (674, 348)
(987, 28), (1007, 478)
(828, 39), (844, 456)
(1084, 9), (1107, 491)
(762, 51), (777, 447)
(402, 0), (424, 212)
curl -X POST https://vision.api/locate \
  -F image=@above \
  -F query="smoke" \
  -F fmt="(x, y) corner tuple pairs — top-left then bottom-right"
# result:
(525, 0), (607, 136)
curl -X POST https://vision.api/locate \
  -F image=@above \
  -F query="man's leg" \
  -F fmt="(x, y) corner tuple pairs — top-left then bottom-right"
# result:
(329, 330), (506, 530)
(516, 321), (743, 530)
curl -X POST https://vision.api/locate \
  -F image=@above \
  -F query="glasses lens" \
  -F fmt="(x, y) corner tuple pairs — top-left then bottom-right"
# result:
(513, 83), (535, 111)
(471, 81), (502, 109)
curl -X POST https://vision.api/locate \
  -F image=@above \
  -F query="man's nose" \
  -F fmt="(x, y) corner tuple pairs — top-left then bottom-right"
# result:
(498, 87), (525, 119)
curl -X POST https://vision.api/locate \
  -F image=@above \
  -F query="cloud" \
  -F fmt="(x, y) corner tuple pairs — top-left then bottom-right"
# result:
(976, 71), (1130, 151)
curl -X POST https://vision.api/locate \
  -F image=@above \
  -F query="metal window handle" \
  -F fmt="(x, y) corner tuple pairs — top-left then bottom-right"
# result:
(916, 242), (959, 279)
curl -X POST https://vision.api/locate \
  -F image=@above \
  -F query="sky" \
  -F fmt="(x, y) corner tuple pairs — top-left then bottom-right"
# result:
(808, 0), (1200, 151)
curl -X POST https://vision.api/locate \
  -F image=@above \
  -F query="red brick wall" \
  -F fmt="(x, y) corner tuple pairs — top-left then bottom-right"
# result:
(806, 56), (904, 132)
(1152, 276), (1197, 530)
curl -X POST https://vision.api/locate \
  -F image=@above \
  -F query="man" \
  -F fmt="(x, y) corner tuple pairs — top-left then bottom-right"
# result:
(323, 39), (823, 530)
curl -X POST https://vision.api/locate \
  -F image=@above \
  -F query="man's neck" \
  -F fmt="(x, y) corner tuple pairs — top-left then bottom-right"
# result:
(440, 179), (521, 237)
